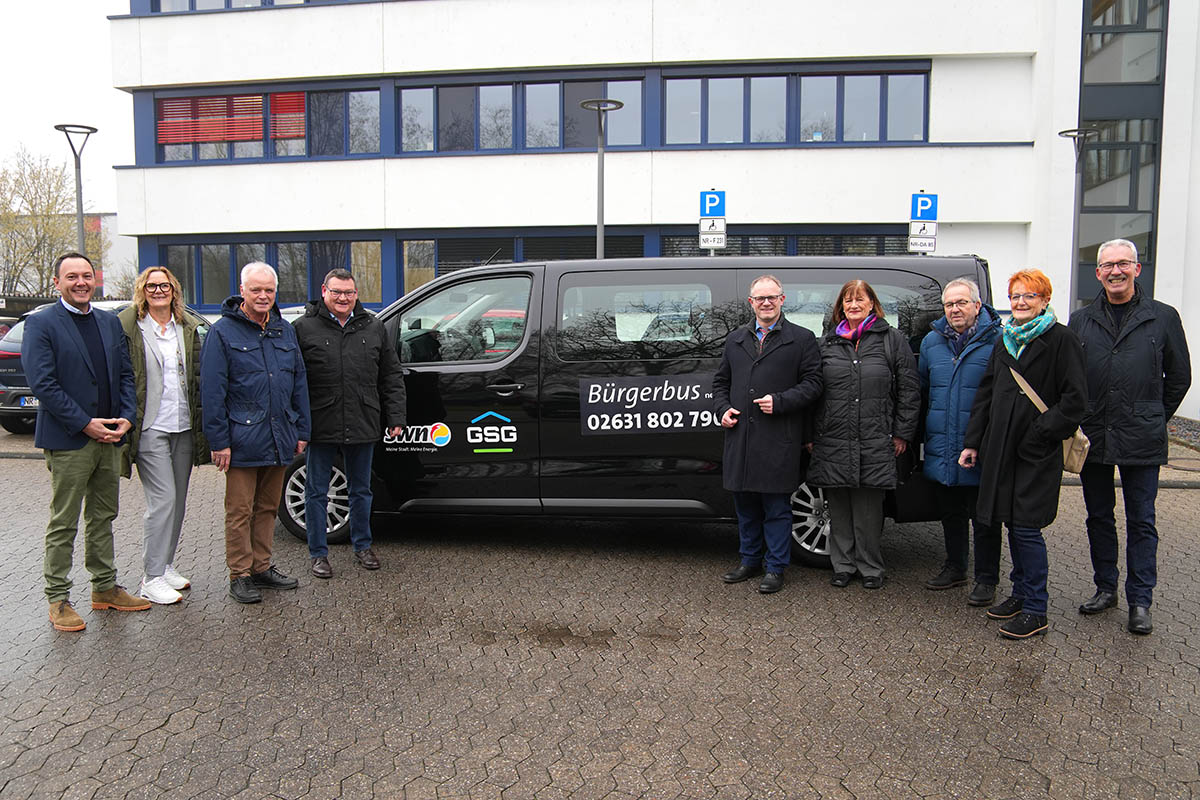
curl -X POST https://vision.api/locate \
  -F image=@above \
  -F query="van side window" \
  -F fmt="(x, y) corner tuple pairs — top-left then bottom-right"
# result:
(775, 277), (941, 350)
(556, 277), (735, 362)
(397, 276), (531, 364)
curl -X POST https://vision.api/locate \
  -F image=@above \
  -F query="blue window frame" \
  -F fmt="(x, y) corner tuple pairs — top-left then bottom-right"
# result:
(149, 0), (307, 11)
(161, 238), (385, 307)
(155, 88), (380, 163)
(140, 62), (931, 166)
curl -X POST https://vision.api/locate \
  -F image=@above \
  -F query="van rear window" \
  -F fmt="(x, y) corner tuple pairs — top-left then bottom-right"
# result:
(557, 278), (735, 362)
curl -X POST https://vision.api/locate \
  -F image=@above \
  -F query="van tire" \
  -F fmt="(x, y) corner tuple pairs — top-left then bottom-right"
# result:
(790, 482), (832, 568)
(278, 454), (352, 545)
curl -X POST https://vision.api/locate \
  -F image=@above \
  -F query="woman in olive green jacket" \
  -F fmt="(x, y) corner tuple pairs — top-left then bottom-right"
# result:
(118, 267), (209, 605)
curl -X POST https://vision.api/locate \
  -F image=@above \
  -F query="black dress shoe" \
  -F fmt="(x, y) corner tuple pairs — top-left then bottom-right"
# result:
(1079, 590), (1118, 615)
(229, 576), (262, 604)
(999, 612), (1048, 639)
(830, 572), (853, 588)
(310, 557), (332, 579)
(987, 596), (1023, 620)
(758, 572), (784, 594)
(251, 566), (299, 590)
(355, 548), (381, 570)
(721, 563), (764, 584)
(1128, 606), (1153, 635)
(861, 575), (883, 590)
(967, 583), (996, 607)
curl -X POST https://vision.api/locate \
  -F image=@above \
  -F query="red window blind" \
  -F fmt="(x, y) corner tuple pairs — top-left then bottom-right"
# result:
(270, 92), (306, 139)
(156, 95), (264, 144)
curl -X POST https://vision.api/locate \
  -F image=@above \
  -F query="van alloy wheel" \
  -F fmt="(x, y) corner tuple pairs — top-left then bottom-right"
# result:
(279, 457), (352, 544)
(790, 482), (832, 568)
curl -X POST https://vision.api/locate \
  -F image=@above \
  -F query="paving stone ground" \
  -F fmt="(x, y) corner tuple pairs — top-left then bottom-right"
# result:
(0, 430), (1197, 799)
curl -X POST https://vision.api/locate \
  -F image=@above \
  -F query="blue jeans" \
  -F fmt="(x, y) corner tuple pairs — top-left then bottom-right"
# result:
(1080, 463), (1159, 607)
(304, 442), (375, 558)
(732, 491), (792, 574)
(1007, 525), (1049, 615)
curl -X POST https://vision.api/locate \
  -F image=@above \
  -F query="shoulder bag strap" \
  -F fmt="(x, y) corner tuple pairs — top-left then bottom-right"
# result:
(1008, 366), (1049, 413)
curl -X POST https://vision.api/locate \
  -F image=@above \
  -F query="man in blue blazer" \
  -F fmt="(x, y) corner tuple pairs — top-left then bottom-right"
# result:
(23, 252), (147, 632)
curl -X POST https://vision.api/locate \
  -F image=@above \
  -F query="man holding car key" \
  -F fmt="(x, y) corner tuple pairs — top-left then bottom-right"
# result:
(713, 274), (823, 594)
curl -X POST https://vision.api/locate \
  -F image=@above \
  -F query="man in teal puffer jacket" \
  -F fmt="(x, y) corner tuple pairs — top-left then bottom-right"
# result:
(918, 278), (1002, 606)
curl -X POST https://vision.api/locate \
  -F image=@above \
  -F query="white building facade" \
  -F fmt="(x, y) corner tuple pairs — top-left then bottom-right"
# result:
(110, 0), (1199, 413)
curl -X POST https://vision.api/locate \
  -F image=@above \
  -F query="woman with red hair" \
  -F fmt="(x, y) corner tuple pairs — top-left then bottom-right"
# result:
(959, 269), (1086, 640)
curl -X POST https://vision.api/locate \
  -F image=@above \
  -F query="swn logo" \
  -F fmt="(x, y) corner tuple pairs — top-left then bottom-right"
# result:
(467, 411), (517, 452)
(384, 423), (452, 447)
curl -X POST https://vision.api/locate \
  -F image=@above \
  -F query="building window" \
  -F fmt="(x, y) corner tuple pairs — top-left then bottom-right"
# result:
(479, 86), (513, 150)
(438, 86), (476, 151)
(664, 79), (701, 144)
(800, 77), (837, 142)
(153, 0), (309, 10)
(606, 81), (643, 146)
(401, 88), (434, 152)
(886, 75), (926, 141)
(750, 77), (787, 143)
(525, 83), (560, 148)
(156, 89), (377, 162)
(404, 240), (436, 293)
(843, 76), (881, 142)
(351, 241), (382, 303)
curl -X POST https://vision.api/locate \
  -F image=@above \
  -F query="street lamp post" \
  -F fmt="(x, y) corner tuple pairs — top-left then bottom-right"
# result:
(579, 98), (624, 259)
(1058, 126), (1099, 309)
(54, 124), (98, 256)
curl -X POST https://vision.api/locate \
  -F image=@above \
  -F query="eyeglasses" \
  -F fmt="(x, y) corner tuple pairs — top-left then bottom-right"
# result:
(1008, 292), (1041, 303)
(145, 282), (172, 294)
(749, 294), (783, 304)
(943, 299), (974, 310)
(325, 289), (357, 298)
(1098, 259), (1136, 273)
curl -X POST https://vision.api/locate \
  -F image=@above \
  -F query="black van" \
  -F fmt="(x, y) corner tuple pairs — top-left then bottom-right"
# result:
(278, 255), (991, 566)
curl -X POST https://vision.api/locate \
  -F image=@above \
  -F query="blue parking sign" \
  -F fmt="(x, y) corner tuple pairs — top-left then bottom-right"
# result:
(911, 193), (938, 221)
(700, 191), (725, 217)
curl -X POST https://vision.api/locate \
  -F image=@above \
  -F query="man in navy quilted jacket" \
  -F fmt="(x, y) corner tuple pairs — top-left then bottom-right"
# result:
(201, 262), (311, 604)
(918, 278), (1002, 606)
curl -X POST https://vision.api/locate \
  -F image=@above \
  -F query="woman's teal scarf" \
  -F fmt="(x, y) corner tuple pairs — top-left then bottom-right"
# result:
(1003, 307), (1057, 359)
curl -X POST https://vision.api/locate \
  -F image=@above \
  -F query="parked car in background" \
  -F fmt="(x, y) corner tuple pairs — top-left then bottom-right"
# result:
(0, 300), (209, 436)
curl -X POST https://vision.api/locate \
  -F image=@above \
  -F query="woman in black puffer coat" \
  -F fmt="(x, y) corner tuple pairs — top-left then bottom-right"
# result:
(807, 280), (920, 589)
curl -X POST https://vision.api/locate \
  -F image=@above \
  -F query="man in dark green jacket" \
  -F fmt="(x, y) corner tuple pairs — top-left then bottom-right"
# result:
(293, 269), (407, 579)
(1068, 238), (1191, 636)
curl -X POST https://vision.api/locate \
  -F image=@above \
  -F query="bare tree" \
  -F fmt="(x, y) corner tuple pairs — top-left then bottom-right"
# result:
(0, 148), (109, 295)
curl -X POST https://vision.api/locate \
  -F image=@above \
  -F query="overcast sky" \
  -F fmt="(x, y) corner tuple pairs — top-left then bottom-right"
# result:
(1, 0), (133, 212)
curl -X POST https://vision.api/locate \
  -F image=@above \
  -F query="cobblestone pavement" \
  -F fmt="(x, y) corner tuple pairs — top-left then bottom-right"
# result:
(0, 432), (1198, 799)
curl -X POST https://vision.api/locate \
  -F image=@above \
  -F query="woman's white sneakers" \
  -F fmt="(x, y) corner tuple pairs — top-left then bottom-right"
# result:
(162, 565), (191, 591)
(139, 575), (183, 605)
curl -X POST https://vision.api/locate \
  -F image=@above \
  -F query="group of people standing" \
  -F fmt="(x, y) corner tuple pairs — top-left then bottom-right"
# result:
(24, 254), (404, 632)
(715, 238), (1190, 640)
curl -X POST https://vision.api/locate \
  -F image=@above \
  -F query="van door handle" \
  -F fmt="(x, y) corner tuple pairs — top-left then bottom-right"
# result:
(486, 382), (525, 396)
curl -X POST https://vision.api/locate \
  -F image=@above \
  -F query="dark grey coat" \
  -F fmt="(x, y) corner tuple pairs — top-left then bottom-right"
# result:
(806, 319), (920, 490)
(712, 317), (823, 494)
(293, 300), (407, 445)
(963, 322), (1087, 529)
(1068, 285), (1191, 465)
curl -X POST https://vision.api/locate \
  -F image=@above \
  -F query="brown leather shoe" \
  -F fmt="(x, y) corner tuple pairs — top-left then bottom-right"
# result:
(311, 557), (333, 579)
(49, 600), (86, 631)
(91, 585), (151, 612)
(355, 548), (380, 570)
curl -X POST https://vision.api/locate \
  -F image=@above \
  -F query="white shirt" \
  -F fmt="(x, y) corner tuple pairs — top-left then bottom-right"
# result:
(143, 315), (190, 433)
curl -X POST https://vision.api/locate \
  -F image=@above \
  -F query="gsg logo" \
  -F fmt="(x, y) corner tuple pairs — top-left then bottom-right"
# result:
(466, 426), (517, 444)
(467, 411), (517, 451)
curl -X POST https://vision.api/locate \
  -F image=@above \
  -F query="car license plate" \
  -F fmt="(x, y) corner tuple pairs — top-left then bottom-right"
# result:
(19, 396), (38, 408)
